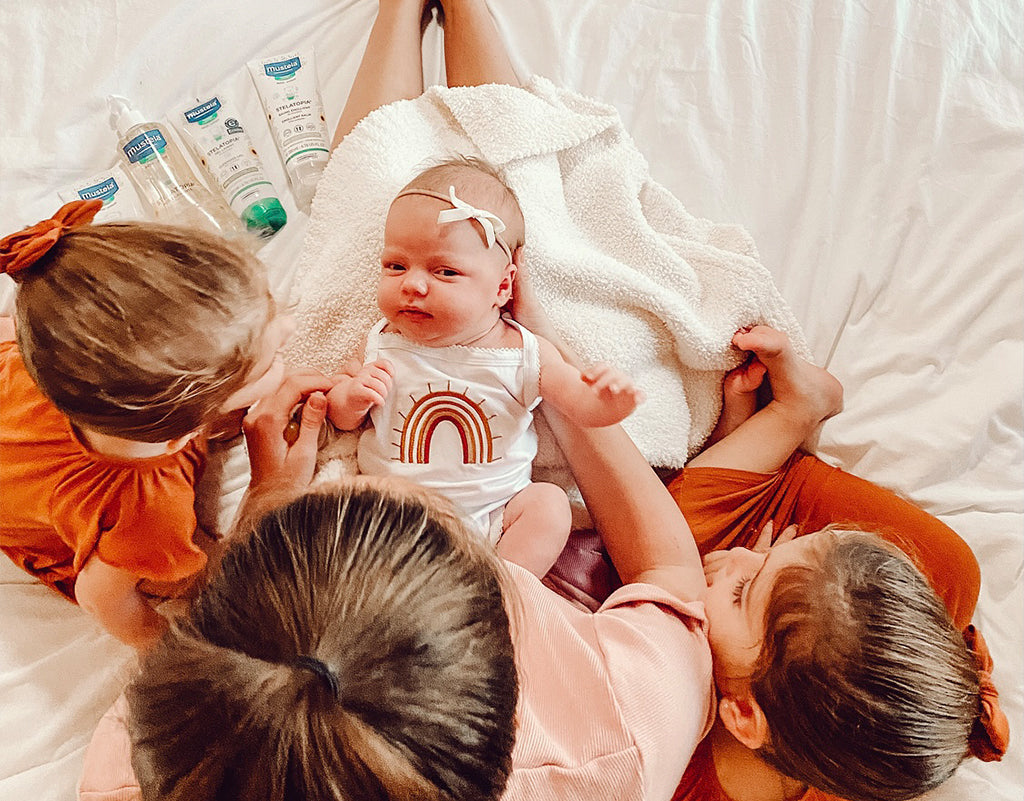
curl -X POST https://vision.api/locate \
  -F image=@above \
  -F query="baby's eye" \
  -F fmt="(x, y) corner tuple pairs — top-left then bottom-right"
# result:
(732, 577), (751, 606)
(382, 262), (406, 273)
(435, 267), (460, 278)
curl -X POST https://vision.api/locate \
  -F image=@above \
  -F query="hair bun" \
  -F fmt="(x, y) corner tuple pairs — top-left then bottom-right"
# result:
(0, 199), (103, 279)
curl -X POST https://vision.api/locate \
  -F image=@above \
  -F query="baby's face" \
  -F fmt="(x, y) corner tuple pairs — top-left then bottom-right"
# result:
(378, 194), (513, 347)
(701, 533), (823, 690)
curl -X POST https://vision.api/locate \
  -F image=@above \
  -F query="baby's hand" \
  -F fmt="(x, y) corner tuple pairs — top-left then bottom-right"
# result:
(325, 359), (394, 430)
(581, 363), (644, 422)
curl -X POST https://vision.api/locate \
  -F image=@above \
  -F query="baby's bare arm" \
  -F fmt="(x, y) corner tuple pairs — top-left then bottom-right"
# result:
(537, 337), (642, 427)
(325, 358), (394, 431)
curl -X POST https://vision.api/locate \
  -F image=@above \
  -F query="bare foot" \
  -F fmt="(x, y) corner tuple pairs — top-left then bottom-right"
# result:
(732, 325), (843, 429)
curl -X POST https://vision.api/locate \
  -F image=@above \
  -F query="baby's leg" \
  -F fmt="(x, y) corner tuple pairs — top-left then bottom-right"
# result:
(332, 0), (428, 147)
(688, 326), (842, 473)
(442, 0), (521, 88)
(496, 482), (572, 577)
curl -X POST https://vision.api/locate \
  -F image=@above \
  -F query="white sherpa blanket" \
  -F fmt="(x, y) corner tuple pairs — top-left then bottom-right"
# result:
(286, 76), (807, 478)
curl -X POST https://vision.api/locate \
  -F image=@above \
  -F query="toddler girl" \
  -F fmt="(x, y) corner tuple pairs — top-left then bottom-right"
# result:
(0, 200), (309, 648)
(664, 325), (1009, 801)
(326, 157), (643, 577)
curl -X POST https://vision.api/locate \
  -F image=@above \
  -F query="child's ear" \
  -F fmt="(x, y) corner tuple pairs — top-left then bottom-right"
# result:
(164, 430), (200, 455)
(718, 691), (770, 750)
(497, 261), (516, 305)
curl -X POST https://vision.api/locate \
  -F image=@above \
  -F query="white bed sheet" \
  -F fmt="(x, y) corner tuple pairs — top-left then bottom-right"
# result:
(0, 1), (1020, 799)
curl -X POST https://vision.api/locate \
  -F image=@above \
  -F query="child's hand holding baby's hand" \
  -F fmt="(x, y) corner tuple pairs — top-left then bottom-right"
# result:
(325, 359), (395, 430)
(581, 363), (644, 423)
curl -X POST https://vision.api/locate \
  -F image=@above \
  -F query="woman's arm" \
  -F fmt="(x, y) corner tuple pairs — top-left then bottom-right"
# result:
(544, 408), (706, 604)
(512, 262), (705, 602)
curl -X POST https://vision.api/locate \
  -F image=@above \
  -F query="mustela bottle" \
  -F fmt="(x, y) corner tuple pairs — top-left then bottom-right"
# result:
(107, 95), (245, 239)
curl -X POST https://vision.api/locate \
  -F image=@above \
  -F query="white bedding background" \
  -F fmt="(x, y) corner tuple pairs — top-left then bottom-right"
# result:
(1, 2), (1020, 800)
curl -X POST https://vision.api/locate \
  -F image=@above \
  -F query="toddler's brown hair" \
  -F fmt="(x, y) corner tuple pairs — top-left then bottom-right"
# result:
(11, 220), (272, 442)
(752, 529), (981, 801)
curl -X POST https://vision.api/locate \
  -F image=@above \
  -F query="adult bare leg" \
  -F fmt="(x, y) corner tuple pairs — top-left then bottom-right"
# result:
(442, 0), (520, 87)
(332, 0), (428, 148)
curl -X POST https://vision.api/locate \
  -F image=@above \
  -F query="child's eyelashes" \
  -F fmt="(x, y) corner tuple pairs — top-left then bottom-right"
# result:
(732, 576), (750, 605)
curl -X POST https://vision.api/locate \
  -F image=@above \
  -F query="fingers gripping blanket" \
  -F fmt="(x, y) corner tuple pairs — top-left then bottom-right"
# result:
(286, 76), (807, 480)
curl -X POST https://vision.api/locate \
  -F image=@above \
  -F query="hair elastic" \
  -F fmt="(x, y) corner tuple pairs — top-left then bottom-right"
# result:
(393, 185), (513, 264)
(0, 199), (103, 279)
(293, 655), (341, 701)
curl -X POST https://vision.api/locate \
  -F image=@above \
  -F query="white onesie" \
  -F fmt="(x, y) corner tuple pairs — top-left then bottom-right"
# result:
(357, 318), (542, 541)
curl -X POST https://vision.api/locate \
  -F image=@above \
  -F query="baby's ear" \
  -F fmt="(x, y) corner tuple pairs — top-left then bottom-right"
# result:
(497, 261), (516, 305)
(718, 691), (770, 750)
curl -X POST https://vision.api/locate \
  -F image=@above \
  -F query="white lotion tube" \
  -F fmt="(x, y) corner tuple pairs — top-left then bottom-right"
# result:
(57, 164), (147, 222)
(247, 50), (331, 213)
(175, 93), (287, 237)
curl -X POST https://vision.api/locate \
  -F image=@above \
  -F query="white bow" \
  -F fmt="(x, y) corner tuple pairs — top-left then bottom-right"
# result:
(436, 186), (507, 251)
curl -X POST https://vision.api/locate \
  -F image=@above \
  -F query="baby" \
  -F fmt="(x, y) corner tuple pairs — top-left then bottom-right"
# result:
(326, 157), (642, 576)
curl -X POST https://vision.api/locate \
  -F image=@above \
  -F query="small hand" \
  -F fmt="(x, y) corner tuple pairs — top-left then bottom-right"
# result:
(325, 359), (394, 430)
(581, 363), (645, 421)
(751, 519), (799, 554)
(242, 368), (333, 495)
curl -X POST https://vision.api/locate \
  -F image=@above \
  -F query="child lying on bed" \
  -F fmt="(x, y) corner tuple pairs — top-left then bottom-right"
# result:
(666, 325), (1010, 801)
(525, 292), (1010, 801)
(324, 156), (643, 576)
(0, 201), (325, 649)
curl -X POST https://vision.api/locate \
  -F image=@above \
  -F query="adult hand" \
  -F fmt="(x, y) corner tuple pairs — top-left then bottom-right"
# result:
(242, 368), (333, 495)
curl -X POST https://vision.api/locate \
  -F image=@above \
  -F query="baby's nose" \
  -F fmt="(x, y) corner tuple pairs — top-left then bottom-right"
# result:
(403, 273), (428, 294)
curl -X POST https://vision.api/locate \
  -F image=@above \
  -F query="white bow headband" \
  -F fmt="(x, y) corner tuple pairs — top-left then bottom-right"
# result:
(393, 185), (513, 263)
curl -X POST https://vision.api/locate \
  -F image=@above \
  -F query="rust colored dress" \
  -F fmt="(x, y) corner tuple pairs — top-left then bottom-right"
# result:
(666, 452), (1003, 801)
(0, 340), (207, 601)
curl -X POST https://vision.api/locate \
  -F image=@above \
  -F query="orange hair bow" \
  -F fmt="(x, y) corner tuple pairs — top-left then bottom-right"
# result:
(0, 199), (103, 279)
(963, 624), (1010, 761)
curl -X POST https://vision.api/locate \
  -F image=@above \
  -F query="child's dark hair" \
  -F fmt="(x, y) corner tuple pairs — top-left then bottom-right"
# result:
(753, 529), (979, 801)
(13, 221), (271, 442)
(127, 478), (518, 801)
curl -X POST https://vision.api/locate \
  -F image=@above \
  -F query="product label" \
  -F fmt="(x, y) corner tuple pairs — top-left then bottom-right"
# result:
(178, 98), (279, 215)
(77, 176), (120, 203)
(123, 129), (167, 164)
(263, 56), (301, 79)
(58, 166), (147, 222)
(183, 97), (222, 124)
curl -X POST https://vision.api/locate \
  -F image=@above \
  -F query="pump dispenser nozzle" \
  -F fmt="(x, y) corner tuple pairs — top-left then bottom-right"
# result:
(106, 95), (147, 138)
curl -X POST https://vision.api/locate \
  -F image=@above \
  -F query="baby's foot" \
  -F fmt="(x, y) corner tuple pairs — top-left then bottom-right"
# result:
(732, 326), (843, 428)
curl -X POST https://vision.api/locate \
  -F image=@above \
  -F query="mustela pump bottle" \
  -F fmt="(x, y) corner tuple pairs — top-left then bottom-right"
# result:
(107, 95), (245, 239)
